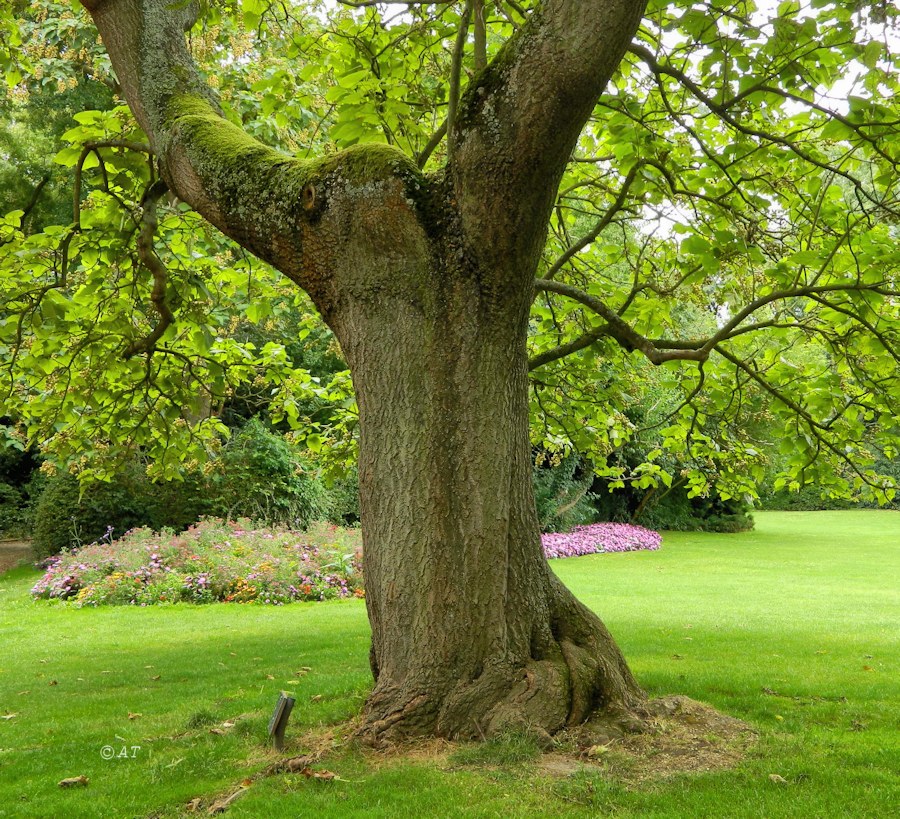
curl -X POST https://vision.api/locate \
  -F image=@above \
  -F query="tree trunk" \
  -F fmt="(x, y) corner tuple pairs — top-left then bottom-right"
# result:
(323, 194), (645, 742)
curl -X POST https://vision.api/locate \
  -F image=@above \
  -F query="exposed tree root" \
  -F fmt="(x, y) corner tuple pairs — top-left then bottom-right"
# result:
(357, 572), (650, 746)
(183, 696), (756, 814)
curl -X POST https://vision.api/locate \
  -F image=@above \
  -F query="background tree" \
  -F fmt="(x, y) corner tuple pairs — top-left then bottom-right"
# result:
(1, 0), (898, 742)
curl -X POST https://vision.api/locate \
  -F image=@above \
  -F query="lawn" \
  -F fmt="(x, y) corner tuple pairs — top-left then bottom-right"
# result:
(0, 511), (897, 817)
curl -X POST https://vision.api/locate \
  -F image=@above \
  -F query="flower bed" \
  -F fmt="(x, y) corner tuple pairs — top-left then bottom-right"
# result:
(541, 522), (661, 559)
(31, 519), (362, 607)
(30, 517), (658, 607)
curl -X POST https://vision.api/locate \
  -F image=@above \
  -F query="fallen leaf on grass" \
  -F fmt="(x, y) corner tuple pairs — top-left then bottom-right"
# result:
(862, 665), (874, 672)
(265, 675), (274, 680)
(209, 728), (226, 736)
(221, 721), (235, 729)
(208, 785), (249, 814)
(768, 774), (788, 784)
(186, 797), (202, 812)
(1, 714), (17, 720)
(300, 767), (338, 781)
(271, 756), (312, 773)
(128, 713), (142, 720)
(58, 776), (89, 788)
(17, 691), (29, 696)
(48, 680), (58, 686)
(310, 695), (323, 702)
(150, 675), (161, 681)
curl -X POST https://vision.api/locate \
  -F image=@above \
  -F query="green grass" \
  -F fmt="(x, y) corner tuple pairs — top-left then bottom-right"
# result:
(0, 511), (897, 817)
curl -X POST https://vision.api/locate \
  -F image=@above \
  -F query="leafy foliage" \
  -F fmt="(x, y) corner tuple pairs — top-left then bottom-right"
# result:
(209, 417), (330, 528)
(532, 453), (598, 533)
(1, 0), (898, 509)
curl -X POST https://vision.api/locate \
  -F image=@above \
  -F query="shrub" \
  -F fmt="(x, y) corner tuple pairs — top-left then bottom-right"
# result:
(326, 467), (360, 525)
(31, 518), (363, 607)
(210, 418), (330, 528)
(759, 484), (855, 511)
(0, 445), (44, 537)
(532, 454), (598, 533)
(0, 482), (28, 536)
(31, 472), (156, 561)
(634, 488), (754, 533)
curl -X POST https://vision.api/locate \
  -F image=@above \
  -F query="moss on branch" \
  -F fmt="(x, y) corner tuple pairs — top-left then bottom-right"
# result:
(166, 94), (423, 211)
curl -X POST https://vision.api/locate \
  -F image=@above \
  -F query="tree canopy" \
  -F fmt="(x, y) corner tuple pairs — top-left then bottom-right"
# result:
(2, 0), (896, 504)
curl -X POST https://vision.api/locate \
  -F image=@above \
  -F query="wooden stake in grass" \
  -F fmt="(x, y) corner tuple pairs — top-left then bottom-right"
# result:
(268, 692), (295, 752)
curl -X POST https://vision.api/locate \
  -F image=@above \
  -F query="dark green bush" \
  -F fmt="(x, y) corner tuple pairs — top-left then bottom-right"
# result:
(627, 487), (754, 533)
(326, 467), (360, 525)
(209, 417), (330, 528)
(0, 442), (42, 537)
(30, 464), (210, 560)
(759, 484), (854, 511)
(589, 477), (754, 533)
(532, 454), (598, 533)
(0, 482), (28, 536)
(31, 471), (156, 560)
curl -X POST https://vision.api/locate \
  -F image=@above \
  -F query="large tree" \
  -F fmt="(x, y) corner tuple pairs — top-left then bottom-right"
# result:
(3, 0), (897, 741)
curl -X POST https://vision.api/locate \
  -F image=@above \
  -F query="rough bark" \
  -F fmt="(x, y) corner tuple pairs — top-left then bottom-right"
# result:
(78, 0), (650, 740)
(326, 200), (644, 739)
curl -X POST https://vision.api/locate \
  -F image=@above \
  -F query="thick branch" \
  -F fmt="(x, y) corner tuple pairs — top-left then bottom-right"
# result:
(79, 0), (427, 303)
(447, 1), (472, 159)
(534, 278), (706, 365)
(528, 324), (612, 371)
(533, 277), (899, 369)
(452, 0), (648, 277)
(473, 0), (487, 71)
(417, 119), (447, 168)
(544, 163), (644, 282)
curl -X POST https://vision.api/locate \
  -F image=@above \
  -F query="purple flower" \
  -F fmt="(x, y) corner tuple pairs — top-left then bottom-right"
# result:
(542, 523), (661, 559)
